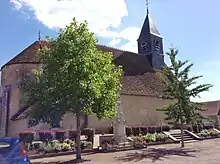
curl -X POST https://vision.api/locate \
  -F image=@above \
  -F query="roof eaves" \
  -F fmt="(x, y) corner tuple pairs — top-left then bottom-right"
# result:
(150, 32), (163, 38)
(1, 41), (39, 70)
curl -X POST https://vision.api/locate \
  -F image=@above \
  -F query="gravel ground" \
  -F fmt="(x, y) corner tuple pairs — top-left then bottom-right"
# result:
(31, 138), (220, 164)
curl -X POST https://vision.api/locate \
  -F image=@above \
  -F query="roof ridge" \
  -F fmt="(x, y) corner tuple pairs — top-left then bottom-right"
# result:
(97, 43), (138, 55)
(97, 43), (124, 51)
(1, 40), (140, 70)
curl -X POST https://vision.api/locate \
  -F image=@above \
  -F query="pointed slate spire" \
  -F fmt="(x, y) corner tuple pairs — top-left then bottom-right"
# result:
(138, 11), (161, 40)
(137, 1), (164, 70)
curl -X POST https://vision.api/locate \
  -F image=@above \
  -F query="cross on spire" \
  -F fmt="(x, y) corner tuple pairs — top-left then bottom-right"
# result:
(146, 0), (149, 14)
(38, 30), (41, 41)
(38, 30), (42, 49)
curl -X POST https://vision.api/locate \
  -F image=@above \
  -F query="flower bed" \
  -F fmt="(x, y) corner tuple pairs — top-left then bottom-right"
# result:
(197, 129), (220, 139)
(132, 133), (171, 148)
(27, 139), (92, 155)
(99, 132), (171, 151)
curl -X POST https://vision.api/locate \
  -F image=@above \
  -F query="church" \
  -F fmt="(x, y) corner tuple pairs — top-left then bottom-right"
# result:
(0, 12), (173, 137)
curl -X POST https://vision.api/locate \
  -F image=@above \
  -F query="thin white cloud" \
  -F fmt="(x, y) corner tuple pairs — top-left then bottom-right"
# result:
(10, 0), (23, 10)
(120, 27), (140, 42)
(120, 40), (137, 53)
(10, 0), (141, 51)
(109, 38), (122, 47)
(102, 27), (140, 51)
(9, 0), (128, 34)
(106, 27), (140, 51)
(118, 27), (140, 52)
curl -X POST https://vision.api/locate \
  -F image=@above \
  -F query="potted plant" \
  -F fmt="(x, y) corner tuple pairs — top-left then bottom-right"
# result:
(145, 133), (156, 143)
(162, 125), (170, 132)
(210, 130), (219, 138)
(133, 136), (145, 148)
(126, 127), (132, 136)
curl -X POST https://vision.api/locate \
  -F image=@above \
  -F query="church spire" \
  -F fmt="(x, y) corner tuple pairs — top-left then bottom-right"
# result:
(137, 1), (164, 70)
(138, 2), (161, 41)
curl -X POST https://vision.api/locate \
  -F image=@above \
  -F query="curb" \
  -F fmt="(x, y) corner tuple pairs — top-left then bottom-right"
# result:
(29, 149), (98, 159)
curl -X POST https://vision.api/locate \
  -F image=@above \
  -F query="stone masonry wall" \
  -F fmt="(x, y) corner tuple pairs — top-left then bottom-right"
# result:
(1, 63), (174, 137)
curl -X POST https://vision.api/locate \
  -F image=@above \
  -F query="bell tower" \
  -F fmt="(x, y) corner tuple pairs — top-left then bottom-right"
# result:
(137, 1), (164, 70)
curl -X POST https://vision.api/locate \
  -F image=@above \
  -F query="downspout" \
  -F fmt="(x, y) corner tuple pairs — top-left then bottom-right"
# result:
(5, 85), (11, 137)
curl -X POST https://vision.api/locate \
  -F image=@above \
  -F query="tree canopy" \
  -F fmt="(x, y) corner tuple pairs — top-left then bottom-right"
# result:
(19, 18), (122, 125)
(157, 48), (213, 147)
(19, 18), (122, 159)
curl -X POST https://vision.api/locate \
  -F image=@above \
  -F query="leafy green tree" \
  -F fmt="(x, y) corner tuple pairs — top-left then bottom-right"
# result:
(19, 18), (122, 160)
(157, 48), (212, 147)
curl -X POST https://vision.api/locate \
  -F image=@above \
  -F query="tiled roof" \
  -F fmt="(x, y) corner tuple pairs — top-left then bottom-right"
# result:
(6, 41), (166, 120)
(201, 100), (220, 116)
(1, 41), (49, 68)
(2, 41), (165, 97)
(1, 41), (129, 68)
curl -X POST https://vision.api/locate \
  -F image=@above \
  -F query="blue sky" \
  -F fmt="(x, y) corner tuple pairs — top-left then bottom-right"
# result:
(1, 0), (220, 102)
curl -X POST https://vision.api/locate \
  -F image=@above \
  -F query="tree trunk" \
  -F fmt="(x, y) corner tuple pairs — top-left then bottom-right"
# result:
(180, 120), (184, 148)
(76, 109), (81, 160)
(84, 114), (88, 128)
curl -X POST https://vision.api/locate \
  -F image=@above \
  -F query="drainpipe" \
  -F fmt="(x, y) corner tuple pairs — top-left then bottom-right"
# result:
(5, 85), (11, 137)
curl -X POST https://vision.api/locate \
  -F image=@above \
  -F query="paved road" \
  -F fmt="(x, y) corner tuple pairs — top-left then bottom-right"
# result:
(31, 139), (220, 164)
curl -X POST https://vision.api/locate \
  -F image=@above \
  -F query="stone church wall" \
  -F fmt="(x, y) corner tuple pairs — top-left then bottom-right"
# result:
(0, 63), (40, 137)
(87, 94), (173, 132)
(0, 63), (174, 137)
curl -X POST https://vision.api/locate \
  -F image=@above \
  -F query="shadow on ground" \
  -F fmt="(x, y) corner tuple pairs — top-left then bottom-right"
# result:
(115, 148), (200, 162)
(32, 159), (91, 164)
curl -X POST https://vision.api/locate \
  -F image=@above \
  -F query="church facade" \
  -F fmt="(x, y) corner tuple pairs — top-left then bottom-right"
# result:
(0, 13), (174, 137)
